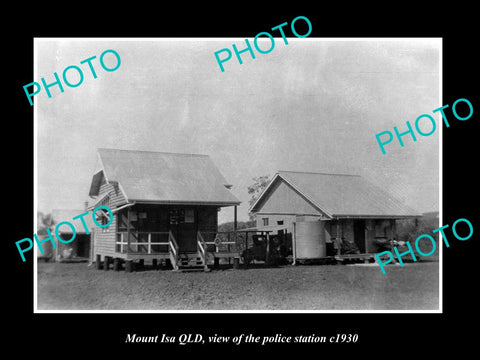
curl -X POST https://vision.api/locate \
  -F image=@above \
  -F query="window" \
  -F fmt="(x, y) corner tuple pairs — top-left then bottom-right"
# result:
(169, 210), (178, 224)
(262, 218), (269, 226)
(277, 220), (284, 225)
(100, 214), (109, 226)
(185, 209), (195, 223)
(94, 193), (111, 232)
(96, 209), (111, 232)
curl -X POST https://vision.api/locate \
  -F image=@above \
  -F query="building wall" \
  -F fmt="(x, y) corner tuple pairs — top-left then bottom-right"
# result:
(93, 204), (219, 259)
(92, 181), (125, 260)
(99, 182), (127, 207)
(303, 218), (396, 254)
(252, 215), (397, 257)
(252, 176), (406, 256)
(197, 206), (218, 232)
(255, 214), (298, 233)
(255, 179), (322, 216)
(93, 214), (117, 259)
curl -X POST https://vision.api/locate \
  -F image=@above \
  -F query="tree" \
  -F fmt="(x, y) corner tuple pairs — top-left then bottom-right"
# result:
(37, 211), (54, 235)
(36, 211), (55, 258)
(218, 220), (256, 232)
(247, 175), (271, 220)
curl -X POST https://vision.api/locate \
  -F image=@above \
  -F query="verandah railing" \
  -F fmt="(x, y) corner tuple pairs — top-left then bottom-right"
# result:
(198, 231), (239, 253)
(115, 230), (240, 269)
(168, 231), (179, 271)
(197, 231), (207, 269)
(116, 230), (179, 269)
(116, 231), (170, 254)
(116, 231), (242, 254)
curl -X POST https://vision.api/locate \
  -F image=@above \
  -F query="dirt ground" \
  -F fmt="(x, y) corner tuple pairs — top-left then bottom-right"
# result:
(36, 261), (439, 311)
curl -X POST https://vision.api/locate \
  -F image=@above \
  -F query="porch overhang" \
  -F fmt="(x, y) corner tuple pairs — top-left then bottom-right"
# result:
(332, 214), (421, 220)
(129, 199), (241, 207)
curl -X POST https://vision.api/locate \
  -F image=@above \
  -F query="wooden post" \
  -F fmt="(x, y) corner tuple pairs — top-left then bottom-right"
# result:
(292, 223), (297, 265)
(104, 256), (110, 271)
(234, 205), (238, 248)
(125, 260), (133, 272)
(391, 219), (397, 242)
(265, 232), (270, 265)
(336, 220), (341, 256)
(96, 254), (102, 270)
(364, 220), (368, 254)
(390, 219), (397, 257)
(152, 259), (158, 269)
(113, 258), (121, 271)
(234, 206), (237, 230)
(90, 230), (95, 264)
(214, 257), (219, 269)
(227, 233), (231, 263)
(126, 209), (131, 253)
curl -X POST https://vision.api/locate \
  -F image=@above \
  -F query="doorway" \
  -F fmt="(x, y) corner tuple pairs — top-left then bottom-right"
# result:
(76, 234), (91, 258)
(353, 220), (366, 253)
(169, 208), (197, 253)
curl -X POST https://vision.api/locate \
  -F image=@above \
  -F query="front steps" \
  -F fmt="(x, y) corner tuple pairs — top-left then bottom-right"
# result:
(175, 254), (210, 272)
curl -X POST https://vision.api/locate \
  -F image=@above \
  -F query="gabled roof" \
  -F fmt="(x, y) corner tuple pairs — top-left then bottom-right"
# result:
(52, 209), (95, 234)
(250, 170), (420, 218)
(89, 148), (240, 206)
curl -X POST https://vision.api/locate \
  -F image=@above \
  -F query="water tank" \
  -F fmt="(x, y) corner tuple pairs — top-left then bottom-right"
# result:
(295, 221), (326, 259)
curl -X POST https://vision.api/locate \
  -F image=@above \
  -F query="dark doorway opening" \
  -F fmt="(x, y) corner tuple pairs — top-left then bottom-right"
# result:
(76, 235), (91, 258)
(353, 220), (366, 253)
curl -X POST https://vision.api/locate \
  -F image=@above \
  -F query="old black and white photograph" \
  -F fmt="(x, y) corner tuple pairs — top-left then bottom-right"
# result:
(33, 38), (442, 312)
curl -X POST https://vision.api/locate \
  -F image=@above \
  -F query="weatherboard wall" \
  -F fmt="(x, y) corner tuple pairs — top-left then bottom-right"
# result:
(92, 182), (124, 260)
(92, 214), (118, 260)
(98, 182), (127, 207)
(254, 178), (324, 216)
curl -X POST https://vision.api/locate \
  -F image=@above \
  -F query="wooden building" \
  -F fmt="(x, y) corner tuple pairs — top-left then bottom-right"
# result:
(87, 148), (240, 272)
(249, 171), (420, 263)
(51, 208), (94, 262)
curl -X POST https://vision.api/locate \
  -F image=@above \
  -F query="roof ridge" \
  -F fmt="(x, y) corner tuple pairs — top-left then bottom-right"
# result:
(251, 170), (419, 217)
(97, 148), (209, 157)
(278, 170), (360, 177)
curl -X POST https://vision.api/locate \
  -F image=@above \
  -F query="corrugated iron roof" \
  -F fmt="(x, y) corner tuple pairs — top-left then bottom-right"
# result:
(51, 209), (95, 234)
(251, 170), (420, 218)
(94, 148), (240, 206)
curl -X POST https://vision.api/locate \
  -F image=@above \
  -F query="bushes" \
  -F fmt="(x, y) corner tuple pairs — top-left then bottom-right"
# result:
(395, 212), (440, 261)
(396, 212), (440, 243)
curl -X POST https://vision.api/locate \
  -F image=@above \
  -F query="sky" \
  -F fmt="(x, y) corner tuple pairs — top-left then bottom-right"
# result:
(35, 38), (441, 224)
